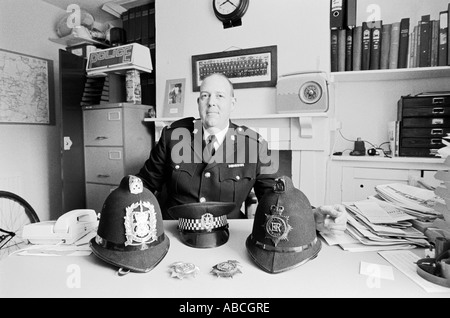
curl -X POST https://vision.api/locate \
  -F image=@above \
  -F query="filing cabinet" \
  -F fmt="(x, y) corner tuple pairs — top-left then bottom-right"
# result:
(83, 103), (152, 213)
(398, 94), (450, 157)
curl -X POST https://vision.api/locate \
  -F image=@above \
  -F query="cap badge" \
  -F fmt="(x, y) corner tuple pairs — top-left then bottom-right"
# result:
(264, 204), (292, 246)
(211, 260), (242, 278)
(169, 262), (200, 279)
(129, 175), (143, 194)
(124, 200), (157, 250)
(200, 213), (214, 232)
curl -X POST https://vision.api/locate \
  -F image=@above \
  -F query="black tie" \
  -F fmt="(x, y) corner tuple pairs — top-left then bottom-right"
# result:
(204, 135), (216, 163)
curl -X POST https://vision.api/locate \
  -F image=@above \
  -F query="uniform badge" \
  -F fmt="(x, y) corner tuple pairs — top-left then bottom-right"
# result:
(263, 204), (293, 246)
(200, 213), (214, 232)
(169, 262), (200, 279)
(211, 260), (242, 278)
(124, 200), (157, 250)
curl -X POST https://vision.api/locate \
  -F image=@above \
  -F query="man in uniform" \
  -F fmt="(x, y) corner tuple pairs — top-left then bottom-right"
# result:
(137, 73), (346, 233)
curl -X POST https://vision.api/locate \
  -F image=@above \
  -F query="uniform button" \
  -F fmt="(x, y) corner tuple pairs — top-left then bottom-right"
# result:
(205, 172), (211, 178)
(200, 197), (206, 203)
(236, 176), (241, 180)
(175, 165), (180, 170)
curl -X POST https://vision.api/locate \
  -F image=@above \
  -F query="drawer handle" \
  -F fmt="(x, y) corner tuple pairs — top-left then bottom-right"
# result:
(432, 108), (445, 114)
(97, 174), (111, 178)
(431, 129), (444, 135)
(431, 139), (442, 145)
(430, 149), (439, 156)
(433, 97), (445, 104)
(432, 118), (444, 125)
(95, 136), (109, 140)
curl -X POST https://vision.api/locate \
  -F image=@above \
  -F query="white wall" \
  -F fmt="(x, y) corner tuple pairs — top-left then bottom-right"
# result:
(0, 0), (64, 220)
(155, 0), (330, 118)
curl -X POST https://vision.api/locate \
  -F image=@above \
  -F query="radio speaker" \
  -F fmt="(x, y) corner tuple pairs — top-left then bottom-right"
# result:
(276, 72), (329, 113)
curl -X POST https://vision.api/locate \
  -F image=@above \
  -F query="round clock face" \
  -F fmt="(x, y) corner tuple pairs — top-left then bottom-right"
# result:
(214, 0), (242, 16)
(299, 81), (322, 104)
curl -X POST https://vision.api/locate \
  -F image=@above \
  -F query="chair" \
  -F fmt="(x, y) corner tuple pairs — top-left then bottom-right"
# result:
(0, 191), (40, 260)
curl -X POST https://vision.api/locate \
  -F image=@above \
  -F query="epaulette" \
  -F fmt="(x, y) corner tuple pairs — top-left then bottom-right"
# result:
(235, 125), (265, 143)
(166, 117), (196, 130)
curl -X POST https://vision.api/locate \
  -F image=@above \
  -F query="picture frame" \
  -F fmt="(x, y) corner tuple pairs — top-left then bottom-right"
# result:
(163, 78), (186, 118)
(191, 45), (277, 92)
(0, 48), (55, 125)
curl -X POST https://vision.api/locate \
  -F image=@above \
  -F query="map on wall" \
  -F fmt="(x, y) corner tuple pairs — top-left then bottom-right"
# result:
(0, 49), (54, 125)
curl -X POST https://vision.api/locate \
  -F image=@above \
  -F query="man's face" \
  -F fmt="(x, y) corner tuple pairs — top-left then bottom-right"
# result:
(198, 75), (236, 132)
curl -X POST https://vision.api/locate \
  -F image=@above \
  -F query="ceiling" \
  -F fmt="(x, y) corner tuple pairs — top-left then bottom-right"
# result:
(41, 0), (151, 23)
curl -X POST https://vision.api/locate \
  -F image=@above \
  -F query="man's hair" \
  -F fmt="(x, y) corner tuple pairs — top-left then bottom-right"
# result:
(201, 73), (234, 97)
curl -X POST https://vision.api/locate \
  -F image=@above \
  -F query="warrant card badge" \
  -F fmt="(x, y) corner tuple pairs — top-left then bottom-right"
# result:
(169, 262), (200, 279)
(211, 260), (242, 278)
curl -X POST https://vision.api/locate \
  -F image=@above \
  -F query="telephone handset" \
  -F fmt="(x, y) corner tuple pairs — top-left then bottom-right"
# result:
(23, 209), (99, 245)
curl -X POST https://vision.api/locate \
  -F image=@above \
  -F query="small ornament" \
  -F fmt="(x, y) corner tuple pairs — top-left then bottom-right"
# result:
(211, 260), (242, 278)
(169, 262), (200, 279)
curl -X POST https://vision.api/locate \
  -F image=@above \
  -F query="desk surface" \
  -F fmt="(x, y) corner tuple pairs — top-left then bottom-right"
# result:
(1, 220), (449, 298)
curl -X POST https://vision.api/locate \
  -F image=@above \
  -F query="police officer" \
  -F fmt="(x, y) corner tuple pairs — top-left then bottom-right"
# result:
(137, 73), (347, 232)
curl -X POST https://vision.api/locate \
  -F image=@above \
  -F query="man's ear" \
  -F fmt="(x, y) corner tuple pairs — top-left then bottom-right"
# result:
(231, 97), (237, 111)
(197, 97), (200, 103)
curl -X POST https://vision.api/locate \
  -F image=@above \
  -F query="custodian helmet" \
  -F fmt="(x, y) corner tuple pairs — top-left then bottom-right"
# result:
(246, 176), (321, 273)
(168, 202), (235, 248)
(90, 175), (170, 274)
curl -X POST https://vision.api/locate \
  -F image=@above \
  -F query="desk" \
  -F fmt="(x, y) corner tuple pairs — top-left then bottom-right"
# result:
(1, 220), (449, 298)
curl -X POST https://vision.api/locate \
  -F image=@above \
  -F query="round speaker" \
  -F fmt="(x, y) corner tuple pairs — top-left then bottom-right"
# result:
(299, 81), (322, 104)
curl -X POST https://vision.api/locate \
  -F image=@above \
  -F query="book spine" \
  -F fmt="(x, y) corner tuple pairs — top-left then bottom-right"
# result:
(362, 22), (372, 70)
(380, 24), (392, 69)
(389, 22), (401, 69)
(439, 11), (448, 66)
(398, 18), (410, 68)
(352, 25), (362, 71)
(330, 0), (345, 30)
(419, 15), (431, 67)
(331, 29), (339, 72)
(345, 0), (357, 29)
(345, 28), (354, 71)
(338, 28), (347, 71)
(431, 20), (439, 67)
(370, 21), (382, 70)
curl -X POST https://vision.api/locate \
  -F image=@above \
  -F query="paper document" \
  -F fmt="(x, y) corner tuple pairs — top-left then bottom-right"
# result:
(360, 261), (394, 280)
(378, 250), (450, 293)
(12, 244), (92, 257)
(354, 201), (396, 224)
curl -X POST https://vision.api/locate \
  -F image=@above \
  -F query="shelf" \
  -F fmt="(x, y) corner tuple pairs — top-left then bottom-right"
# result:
(329, 66), (450, 83)
(143, 112), (329, 123)
(49, 33), (110, 48)
(332, 155), (445, 164)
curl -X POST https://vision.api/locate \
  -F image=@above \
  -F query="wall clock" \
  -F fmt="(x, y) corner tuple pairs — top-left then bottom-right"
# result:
(212, 0), (250, 29)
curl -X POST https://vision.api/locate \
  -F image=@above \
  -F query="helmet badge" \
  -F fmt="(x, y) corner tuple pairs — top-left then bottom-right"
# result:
(200, 213), (214, 232)
(124, 200), (157, 250)
(263, 204), (293, 246)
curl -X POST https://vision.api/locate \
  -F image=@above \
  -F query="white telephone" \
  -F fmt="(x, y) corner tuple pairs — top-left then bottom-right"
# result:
(22, 209), (99, 245)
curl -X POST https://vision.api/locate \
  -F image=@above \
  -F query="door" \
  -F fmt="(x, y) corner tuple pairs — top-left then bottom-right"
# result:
(60, 49), (86, 213)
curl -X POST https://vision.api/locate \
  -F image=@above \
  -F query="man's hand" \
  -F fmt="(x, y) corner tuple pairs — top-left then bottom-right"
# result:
(313, 204), (347, 235)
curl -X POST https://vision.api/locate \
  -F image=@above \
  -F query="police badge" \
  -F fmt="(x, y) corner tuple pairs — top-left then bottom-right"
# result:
(211, 260), (242, 278)
(169, 262), (200, 279)
(264, 204), (293, 247)
(124, 200), (157, 250)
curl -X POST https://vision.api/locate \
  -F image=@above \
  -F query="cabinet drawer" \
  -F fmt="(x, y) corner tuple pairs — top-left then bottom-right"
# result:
(85, 147), (125, 185)
(400, 137), (444, 148)
(84, 108), (123, 146)
(401, 106), (450, 117)
(401, 96), (450, 107)
(402, 117), (450, 128)
(86, 183), (117, 213)
(399, 147), (440, 157)
(401, 127), (450, 138)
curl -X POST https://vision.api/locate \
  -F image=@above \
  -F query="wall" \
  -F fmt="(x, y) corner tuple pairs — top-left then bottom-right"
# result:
(0, 0), (64, 220)
(155, 0), (330, 118)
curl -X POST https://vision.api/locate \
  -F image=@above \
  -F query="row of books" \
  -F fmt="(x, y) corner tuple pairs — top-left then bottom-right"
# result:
(330, 3), (450, 72)
(121, 2), (156, 108)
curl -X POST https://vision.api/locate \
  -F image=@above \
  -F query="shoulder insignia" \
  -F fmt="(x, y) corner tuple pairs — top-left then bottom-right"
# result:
(167, 117), (196, 130)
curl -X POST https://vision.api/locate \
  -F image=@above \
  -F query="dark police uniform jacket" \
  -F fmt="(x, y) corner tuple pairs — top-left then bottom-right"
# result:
(137, 117), (279, 219)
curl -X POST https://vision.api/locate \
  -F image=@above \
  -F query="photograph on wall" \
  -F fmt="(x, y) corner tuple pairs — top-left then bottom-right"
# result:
(163, 78), (186, 118)
(0, 49), (54, 125)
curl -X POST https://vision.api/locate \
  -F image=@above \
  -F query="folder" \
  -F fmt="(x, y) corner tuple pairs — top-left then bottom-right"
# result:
(389, 22), (401, 69)
(361, 22), (372, 70)
(380, 24), (392, 69)
(345, 28), (353, 71)
(345, 0), (357, 29)
(370, 21), (382, 70)
(352, 25), (362, 71)
(398, 18), (410, 69)
(331, 29), (339, 72)
(439, 11), (448, 66)
(141, 4), (150, 47)
(330, 0), (345, 30)
(121, 11), (129, 44)
(419, 15), (431, 67)
(134, 6), (142, 44)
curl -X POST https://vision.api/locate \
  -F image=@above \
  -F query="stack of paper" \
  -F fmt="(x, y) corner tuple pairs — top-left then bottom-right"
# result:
(374, 183), (443, 221)
(433, 156), (450, 224)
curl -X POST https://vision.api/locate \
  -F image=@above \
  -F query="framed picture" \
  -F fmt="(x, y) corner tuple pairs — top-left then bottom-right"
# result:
(0, 48), (55, 125)
(191, 45), (277, 92)
(163, 78), (186, 118)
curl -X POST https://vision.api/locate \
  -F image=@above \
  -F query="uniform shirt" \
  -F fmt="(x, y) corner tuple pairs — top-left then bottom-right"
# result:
(137, 117), (279, 219)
